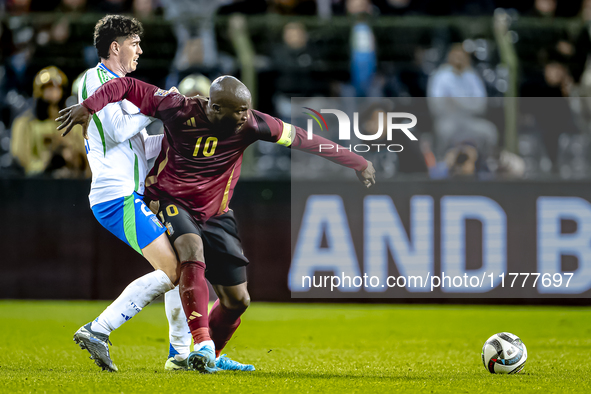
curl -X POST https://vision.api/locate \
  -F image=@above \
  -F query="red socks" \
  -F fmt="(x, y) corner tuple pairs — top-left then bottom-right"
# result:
(208, 299), (243, 357)
(179, 261), (211, 344)
(179, 261), (245, 353)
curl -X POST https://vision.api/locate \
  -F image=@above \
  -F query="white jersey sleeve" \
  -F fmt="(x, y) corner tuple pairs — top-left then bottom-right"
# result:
(144, 132), (164, 160)
(97, 102), (152, 143)
(82, 67), (152, 144)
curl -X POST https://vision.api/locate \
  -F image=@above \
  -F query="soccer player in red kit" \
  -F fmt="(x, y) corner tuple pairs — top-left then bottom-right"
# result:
(58, 76), (376, 373)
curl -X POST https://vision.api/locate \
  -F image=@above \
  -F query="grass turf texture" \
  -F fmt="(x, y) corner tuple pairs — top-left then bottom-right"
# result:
(0, 302), (589, 393)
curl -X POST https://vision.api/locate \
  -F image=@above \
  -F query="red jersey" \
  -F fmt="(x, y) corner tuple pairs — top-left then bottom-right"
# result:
(82, 77), (368, 223)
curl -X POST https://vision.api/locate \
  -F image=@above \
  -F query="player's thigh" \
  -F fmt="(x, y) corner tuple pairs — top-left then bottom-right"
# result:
(155, 199), (205, 263)
(212, 282), (250, 311)
(202, 210), (248, 263)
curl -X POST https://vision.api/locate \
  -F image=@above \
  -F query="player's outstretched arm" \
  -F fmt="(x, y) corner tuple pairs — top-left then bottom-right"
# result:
(251, 110), (376, 188)
(289, 124), (377, 188)
(60, 77), (172, 128)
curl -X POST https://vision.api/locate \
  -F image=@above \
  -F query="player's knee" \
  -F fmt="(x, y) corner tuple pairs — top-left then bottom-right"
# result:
(174, 235), (204, 262)
(222, 293), (250, 311)
(164, 267), (179, 286)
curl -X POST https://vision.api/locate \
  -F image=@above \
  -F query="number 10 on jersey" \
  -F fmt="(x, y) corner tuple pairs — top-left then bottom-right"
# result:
(193, 136), (218, 157)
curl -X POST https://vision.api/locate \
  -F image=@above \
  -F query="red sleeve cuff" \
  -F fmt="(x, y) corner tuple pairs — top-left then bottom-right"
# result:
(81, 101), (95, 115)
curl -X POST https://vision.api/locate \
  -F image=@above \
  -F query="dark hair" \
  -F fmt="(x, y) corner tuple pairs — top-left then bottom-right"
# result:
(93, 15), (143, 60)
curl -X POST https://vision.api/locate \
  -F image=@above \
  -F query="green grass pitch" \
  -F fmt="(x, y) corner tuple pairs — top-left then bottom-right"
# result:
(0, 301), (589, 393)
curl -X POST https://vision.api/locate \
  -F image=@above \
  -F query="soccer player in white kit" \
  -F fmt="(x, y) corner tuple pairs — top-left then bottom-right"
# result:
(70, 15), (179, 372)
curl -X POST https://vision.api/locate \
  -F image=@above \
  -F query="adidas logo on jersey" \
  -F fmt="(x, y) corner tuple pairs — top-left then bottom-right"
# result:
(184, 117), (196, 127)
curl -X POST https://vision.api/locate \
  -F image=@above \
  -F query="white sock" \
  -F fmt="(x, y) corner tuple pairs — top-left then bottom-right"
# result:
(91, 270), (174, 335)
(164, 285), (192, 360)
(195, 339), (215, 353)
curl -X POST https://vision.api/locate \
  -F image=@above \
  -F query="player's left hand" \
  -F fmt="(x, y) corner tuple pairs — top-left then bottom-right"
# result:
(356, 160), (376, 188)
(56, 104), (91, 139)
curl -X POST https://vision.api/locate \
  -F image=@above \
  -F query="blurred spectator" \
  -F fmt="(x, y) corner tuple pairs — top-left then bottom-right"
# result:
(35, 17), (71, 46)
(492, 149), (526, 178)
(572, 0), (591, 86)
(429, 140), (526, 180)
(4, 22), (35, 97)
(7, 0), (32, 14)
(444, 142), (479, 177)
(527, 0), (557, 17)
(544, 60), (573, 97)
(581, 0), (591, 19)
(272, 22), (317, 96)
(372, 0), (418, 16)
(95, 0), (131, 14)
(398, 0), (495, 16)
(521, 59), (573, 97)
(10, 66), (88, 178)
(0, 21), (15, 62)
(268, 0), (317, 15)
(348, 0), (377, 97)
(56, 0), (86, 13)
(524, 0), (583, 18)
(386, 32), (433, 97)
(28, 0), (61, 12)
(133, 0), (162, 19)
(427, 43), (498, 159)
(521, 59), (579, 170)
(218, 0), (267, 15)
(161, 0), (221, 84)
(0, 21), (17, 125)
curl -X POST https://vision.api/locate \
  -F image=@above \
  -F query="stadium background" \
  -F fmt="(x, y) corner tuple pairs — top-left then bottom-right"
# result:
(2, 0), (591, 304)
(1, 1), (591, 392)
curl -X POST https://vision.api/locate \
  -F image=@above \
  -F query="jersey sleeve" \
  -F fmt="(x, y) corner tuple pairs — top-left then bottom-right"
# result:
(95, 102), (153, 143)
(249, 110), (294, 146)
(290, 126), (368, 171)
(81, 71), (154, 143)
(82, 77), (184, 121)
(144, 131), (164, 160)
(250, 109), (367, 172)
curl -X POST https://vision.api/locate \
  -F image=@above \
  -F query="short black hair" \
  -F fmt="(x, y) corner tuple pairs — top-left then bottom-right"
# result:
(93, 15), (143, 60)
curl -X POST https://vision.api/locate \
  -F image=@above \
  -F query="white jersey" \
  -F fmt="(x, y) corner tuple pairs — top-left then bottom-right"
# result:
(79, 63), (163, 207)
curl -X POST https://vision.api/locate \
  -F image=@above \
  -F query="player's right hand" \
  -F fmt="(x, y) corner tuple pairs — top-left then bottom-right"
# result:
(56, 104), (91, 139)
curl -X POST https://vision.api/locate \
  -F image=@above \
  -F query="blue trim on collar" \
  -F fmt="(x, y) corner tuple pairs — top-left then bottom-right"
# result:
(99, 63), (120, 78)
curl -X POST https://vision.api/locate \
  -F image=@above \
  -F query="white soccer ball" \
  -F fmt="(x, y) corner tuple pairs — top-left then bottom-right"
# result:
(481, 332), (527, 374)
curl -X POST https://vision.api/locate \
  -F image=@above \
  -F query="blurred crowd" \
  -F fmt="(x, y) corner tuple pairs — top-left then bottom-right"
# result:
(2, 0), (591, 180)
(2, 0), (587, 17)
